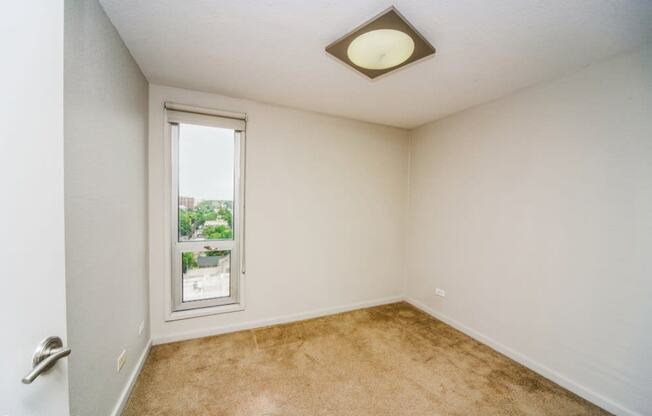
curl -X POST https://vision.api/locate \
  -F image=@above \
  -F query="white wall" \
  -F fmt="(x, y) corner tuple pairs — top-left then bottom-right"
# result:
(64, 1), (149, 415)
(406, 46), (652, 416)
(149, 85), (408, 342)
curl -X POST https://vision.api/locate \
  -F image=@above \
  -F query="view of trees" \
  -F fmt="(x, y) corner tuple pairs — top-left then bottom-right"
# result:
(181, 252), (197, 273)
(180, 200), (233, 272)
(179, 201), (233, 239)
(203, 207), (233, 239)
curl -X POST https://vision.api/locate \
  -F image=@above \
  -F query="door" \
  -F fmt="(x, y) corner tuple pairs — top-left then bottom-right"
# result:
(0, 1), (70, 415)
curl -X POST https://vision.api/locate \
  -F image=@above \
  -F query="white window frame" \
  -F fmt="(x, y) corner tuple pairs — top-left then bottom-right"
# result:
(165, 107), (246, 319)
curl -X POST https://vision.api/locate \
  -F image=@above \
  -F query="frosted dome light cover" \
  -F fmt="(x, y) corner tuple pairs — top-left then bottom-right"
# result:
(347, 29), (415, 70)
(325, 7), (435, 79)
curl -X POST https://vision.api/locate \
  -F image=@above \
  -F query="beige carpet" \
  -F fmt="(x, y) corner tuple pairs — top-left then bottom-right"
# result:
(124, 302), (610, 415)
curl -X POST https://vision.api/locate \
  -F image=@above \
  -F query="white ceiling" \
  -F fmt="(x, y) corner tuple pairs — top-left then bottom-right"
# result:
(100, 0), (652, 129)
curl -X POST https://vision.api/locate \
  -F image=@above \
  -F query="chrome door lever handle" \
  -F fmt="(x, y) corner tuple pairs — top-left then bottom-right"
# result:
(22, 336), (71, 384)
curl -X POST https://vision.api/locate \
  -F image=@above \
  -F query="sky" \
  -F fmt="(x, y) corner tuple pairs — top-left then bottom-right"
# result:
(179, 123), (234, 201)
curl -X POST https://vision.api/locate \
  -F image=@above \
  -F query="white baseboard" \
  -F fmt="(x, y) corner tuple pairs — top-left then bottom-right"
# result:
(110, 339), (152, 416)
(405, 297), (641, 416)
(152, 295), (404, 345)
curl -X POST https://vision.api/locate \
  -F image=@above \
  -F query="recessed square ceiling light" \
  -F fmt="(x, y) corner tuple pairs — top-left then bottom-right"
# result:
(325, 6), (436, 79)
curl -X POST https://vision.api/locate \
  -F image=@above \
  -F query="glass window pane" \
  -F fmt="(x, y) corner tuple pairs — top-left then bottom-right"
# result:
(178, 123), (234, 242)
(182, 250), (231, 302)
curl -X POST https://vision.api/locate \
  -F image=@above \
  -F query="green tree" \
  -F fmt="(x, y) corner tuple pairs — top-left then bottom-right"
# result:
(194, 201), (218, 224)
(179, 209), (192, 237)
(203, 225), (233, 240)
(179, 201), (222, 239)
(181, 252), (197, 273)
(217, 206), (233, 228)
(205, 250), (229, 257)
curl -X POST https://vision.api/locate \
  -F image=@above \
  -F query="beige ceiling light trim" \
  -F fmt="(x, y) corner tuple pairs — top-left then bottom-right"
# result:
(325, 6), (435, 79)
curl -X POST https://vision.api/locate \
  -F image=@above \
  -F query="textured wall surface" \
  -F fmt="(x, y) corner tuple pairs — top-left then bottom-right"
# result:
(65, 1), (150, 414)
(407, 47), (652, 415)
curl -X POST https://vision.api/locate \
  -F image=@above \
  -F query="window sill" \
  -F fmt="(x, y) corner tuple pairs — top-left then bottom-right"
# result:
(165, 302), (245, 322)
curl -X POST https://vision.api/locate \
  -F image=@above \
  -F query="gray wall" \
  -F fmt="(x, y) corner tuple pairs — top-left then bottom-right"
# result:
(64, 1), (149, 415)
(407, 46), (652, 415)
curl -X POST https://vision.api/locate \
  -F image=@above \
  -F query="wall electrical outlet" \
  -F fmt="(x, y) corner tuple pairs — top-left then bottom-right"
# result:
(116, 350), (127, 372)
(138, 320), (145, 336)
(435, 288), (446, 297)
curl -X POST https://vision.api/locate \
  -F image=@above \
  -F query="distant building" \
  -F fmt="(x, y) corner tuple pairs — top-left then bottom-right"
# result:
(179, 196), (195, 210)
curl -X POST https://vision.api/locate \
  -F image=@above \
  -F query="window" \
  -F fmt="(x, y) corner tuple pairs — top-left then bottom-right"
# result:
(168, 108), (245, 313)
